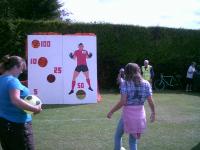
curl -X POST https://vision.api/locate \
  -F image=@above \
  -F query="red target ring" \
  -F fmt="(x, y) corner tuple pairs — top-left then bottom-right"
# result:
(38, 57), (48, 67)
(32, 40), (40, 48)
(47, 74), (56, 83)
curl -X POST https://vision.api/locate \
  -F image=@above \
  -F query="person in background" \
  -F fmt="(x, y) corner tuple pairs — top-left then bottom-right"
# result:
(0, 55), (42, 150)
(107, 63), (156, 150)
(141, 59), (154, 85)
(117, 68), (125, 87)
(186, 62), (196, 92)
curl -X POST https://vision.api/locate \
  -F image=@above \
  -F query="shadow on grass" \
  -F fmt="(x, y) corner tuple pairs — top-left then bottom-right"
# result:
(184, 92), (200, 97)
(42, 103), (96, 109)
(42, 104), (75, 109)
(100, 89), (200, 97)
(191, 142), (200, 150)
(153, 90), (200, 97)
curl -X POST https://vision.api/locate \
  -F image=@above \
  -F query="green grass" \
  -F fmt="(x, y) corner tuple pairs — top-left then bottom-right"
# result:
(4, 91), (200, 150)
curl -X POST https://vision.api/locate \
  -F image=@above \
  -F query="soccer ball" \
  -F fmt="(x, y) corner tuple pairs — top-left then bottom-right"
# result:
(24, 95), (41, 114)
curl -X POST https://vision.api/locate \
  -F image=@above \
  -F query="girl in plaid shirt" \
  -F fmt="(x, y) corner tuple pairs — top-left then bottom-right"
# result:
(107, 63), (155, 150)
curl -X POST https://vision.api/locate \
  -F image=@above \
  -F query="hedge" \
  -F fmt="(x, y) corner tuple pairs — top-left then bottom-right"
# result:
(0, 19), (200, 89)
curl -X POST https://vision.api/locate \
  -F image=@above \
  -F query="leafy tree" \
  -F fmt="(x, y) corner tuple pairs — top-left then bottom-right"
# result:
(0, 0), (64, 20)
(0, 0), (14, 19)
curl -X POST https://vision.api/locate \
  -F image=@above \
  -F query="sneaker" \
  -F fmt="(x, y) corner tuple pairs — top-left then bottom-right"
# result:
(121, 147), (126, 150)
(68, 90), (74, 95)
(88, 87), (93, 91)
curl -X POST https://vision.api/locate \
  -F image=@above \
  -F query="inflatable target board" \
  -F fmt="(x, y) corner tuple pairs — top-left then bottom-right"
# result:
(27, 34), (97, 104)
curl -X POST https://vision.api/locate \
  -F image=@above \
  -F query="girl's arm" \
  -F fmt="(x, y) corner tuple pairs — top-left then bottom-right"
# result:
(147, 95), (155, 122)
(10, 89), (42, 114)
(107, 94), (126, 118)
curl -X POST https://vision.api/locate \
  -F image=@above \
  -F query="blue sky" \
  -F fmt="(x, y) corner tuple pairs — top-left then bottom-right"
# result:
(60, 0), (200, 29)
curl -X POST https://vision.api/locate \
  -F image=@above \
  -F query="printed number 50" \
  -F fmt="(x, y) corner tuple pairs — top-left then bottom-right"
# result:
(78, 83), (84, 88)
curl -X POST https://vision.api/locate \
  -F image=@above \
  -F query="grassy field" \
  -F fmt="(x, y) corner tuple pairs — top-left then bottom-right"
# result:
(2, 91), (199, 150)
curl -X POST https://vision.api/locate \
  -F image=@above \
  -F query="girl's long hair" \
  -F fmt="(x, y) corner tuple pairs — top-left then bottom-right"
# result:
(125, 63), (142, 84)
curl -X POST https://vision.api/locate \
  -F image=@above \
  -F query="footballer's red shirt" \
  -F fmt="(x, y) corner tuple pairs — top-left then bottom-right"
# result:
(74, 49), (88, 65)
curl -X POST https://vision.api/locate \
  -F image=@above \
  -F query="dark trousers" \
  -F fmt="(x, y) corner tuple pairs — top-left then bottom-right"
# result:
(0, 117), (35, 150)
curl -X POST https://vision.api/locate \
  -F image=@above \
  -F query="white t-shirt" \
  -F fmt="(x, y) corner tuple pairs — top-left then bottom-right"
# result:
(186, 65), (196, 79)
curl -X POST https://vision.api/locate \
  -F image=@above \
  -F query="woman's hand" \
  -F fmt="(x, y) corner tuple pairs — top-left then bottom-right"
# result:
(33, 104), (42, 115)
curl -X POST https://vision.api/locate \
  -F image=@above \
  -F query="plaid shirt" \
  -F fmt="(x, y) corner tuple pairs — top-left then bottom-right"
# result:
(120, 80), (152, 106)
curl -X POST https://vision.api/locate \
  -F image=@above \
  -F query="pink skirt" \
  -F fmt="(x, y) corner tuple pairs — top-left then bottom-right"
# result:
(122, 105), (146, 135)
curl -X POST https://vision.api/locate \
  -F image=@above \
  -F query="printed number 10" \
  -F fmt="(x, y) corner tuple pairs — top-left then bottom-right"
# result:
(30, 58), (37, 64)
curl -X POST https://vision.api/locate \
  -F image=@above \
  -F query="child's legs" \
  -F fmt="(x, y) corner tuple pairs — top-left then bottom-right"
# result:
(129, 134), (137, 150)
(189, 79), (193, 91)
(114, 117), (124, 150)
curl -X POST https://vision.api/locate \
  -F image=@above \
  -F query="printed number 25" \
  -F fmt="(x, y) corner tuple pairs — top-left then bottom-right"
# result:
(54, 67), (62, 73)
